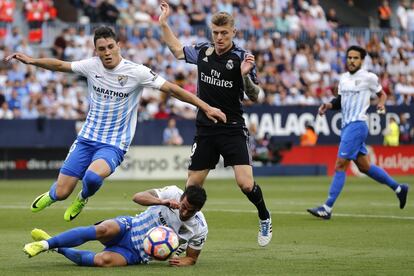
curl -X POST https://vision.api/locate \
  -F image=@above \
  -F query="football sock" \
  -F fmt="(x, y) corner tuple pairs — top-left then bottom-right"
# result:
(325, 171), (346, 208)
(49, 182), (59, 201)
(47, 226), (96, 249)
(243, 183), (270, 220)
(366, 165), (399, 191)
(57, 248), (96, 266)
(81, 170), (103, 199)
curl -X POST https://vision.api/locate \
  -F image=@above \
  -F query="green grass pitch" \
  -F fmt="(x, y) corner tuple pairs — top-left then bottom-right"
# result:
(0, 176), (413, 275)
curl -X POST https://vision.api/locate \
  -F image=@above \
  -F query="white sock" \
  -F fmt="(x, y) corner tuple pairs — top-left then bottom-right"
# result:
(395, 186), (401, 194)
(40, 240), (49, 250)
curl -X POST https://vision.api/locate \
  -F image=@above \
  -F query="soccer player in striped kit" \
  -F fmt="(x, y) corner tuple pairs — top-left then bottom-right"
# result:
(23, 185), (208, 267)
(307, 46), (409, 219)
(5, 26), (226, 221)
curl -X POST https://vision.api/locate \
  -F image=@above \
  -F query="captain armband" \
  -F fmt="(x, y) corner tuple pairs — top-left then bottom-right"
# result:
(330, 95), (342, 110)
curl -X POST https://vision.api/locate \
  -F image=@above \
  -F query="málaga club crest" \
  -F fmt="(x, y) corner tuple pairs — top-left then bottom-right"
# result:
(118, 75), (128, 86)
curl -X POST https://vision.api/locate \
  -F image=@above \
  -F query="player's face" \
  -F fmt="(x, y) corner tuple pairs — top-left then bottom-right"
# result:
(95, 38), (121, 69)
(346, 50), (363, 73)
(211, 23), (235, 55)
(179, 197), (199, 221)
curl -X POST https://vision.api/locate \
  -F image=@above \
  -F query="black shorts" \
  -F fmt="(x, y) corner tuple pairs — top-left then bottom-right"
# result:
(188, 133), (252, 170)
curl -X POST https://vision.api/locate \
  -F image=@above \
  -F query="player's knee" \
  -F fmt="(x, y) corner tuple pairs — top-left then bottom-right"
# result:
(94, 253), (113, 267)
(95, 224), (109, 238)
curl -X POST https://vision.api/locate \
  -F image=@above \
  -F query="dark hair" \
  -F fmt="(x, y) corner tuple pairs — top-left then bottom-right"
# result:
(182, 186), (207, 210)
(346, 45), (367, 59)
(93, 26), (117, 46)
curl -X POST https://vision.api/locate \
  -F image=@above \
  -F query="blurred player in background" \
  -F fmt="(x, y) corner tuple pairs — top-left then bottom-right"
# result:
(159, 1), (272, 246)
(307, 45), (409, 220)
(23, 185), (208, 267)
(5, 26), (226, 222)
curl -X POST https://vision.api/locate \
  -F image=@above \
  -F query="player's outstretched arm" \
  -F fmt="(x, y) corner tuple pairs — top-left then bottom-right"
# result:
(133, 189), (180, 209)
(4, 52), (72, 72)
(159, 1), (185, 59)
(169, 247), (200, 267)
(160, 81), (227, 124)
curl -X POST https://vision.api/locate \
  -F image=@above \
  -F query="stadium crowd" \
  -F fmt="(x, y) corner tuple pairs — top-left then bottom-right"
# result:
(0, 0), (414, 120)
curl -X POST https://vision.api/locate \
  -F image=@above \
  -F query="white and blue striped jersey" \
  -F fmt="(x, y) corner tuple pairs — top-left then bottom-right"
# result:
(338, 69), (382, 128)
(71, 57), (166, 151)
(130, 185), (208, 262)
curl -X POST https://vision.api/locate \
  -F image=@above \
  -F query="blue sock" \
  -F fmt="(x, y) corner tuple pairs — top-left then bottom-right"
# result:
(325, 171), (346, 208)
(47, 226), (96, 249)
(49, 182), (58, 201)
(57, 248), (96, 266)
(81, 170), (103, 199)
(366, 165), (399, 191)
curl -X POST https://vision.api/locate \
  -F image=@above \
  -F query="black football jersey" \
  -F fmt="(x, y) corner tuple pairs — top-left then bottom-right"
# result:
(183, 42), (258, 135)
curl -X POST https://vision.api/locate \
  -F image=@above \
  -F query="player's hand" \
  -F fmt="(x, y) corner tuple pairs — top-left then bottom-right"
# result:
(376, 104), (386, 114)
(169, 256), (195, 267)
(159, 1), (170, 25)
(161, 199), (180, 209)
(241, 53), (255, 76)
(4, 52), (33, 64)
(205, 106), (227, 124)
(318, 103), (330, 116)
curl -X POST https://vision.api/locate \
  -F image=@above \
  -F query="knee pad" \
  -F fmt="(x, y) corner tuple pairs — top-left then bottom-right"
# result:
(81, 170), (103, 198)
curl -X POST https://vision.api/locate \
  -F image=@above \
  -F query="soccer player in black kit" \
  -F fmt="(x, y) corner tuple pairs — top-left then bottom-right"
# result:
(159, 1), (272, 247)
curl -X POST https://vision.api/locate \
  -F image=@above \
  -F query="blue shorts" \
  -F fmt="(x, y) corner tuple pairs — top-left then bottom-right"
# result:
(102, 216), (143, 265)
(60, 137), (125, 179)
(338, 121), (368, 160)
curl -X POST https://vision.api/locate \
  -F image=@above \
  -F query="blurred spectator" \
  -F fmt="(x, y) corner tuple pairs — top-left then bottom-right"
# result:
(396, 0), (408, 31)
(52, 28), (69, 59)
(99, 0), (119, 24)
(378, 0), (392, 28)
(383, 117), (399, 146)
(300, 122), (318, 146)
(399, 112), (413, 144)
(153, 102), (169, 119)
(4, 27), (22, 51)
(0, 101), (13, 119)
(162, 118), (183, 146)
(326, 8), (339, 29)
(407, 2), (414, 31)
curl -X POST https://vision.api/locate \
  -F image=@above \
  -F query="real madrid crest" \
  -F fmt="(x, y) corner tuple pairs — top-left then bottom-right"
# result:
(226, 59), (234, 70)
(205, 47), (214, 56)
(118, 75), (128, 86)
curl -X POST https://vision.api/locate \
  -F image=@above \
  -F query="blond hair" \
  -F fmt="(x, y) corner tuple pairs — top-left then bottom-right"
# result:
(211, 12), (234, 27)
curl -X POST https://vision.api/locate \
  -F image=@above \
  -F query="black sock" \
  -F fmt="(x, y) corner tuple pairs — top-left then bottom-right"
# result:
(243, 182), (270, 220)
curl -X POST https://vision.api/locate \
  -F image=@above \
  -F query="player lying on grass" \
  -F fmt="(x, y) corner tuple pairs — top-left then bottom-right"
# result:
(23, 185), (208, 267)
(307, 45), (409, 220)
(5, 26), (225, 222)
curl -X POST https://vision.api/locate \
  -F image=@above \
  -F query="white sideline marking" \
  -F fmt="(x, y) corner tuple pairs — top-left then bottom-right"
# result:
(1, 205), (413, 220)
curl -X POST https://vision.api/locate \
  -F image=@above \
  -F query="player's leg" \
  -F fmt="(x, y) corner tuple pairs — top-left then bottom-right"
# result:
(307, 123), (364, 219)
(54, 219), (127, 267)
(64, 144), (124, 221)
(31, 138), (92, 213)
(23, 219), (121, 260)
(355, 154), (409, 209)
(233, 164), (272, 246)
(186, 135), (218, 187)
